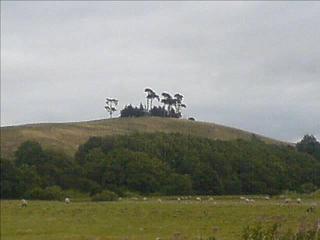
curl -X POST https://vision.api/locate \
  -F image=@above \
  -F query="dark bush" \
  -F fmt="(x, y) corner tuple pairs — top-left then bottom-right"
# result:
(26, 186), (64, 200)
(91, 190), (118, 201)
(299, 183), (318, 194)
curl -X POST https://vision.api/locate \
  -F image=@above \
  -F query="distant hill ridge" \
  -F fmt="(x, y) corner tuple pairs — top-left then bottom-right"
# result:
(0, 117), (290, 159)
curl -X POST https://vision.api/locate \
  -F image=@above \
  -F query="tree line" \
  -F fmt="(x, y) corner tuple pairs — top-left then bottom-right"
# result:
(105, 88), (187, 119)
(1, 133), (319, 199)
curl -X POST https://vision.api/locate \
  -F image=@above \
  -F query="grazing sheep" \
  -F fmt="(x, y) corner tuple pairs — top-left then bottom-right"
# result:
(157, 198), (162, 203)
(196, 197), (201, 201)
(249, 199), (255, 203)
(284, 198), (291, 204)
(143, 197), (147, 201)
(118, 197), (122, 201)
(264, 196), (270, 200)
(21, 199), (27, 208)
(245, 198), (250, 203)
(208, 197), (214, 201)
(240, 196), (245, 200)
(296, 198), (301, 204)
(65, 197), (70, 204)
(177, 197), (181, 201)
(306, 206), (316, 213)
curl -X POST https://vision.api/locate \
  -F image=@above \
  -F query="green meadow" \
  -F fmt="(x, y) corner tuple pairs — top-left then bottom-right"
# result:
(1, 117), (286, 160)
(1, 197), (319, 240)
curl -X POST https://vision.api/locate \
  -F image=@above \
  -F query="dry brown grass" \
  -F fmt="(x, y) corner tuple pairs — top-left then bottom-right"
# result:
(1, 117), (288, 159)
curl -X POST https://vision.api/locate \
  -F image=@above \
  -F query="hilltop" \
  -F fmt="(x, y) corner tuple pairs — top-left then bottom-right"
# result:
(1, 117), (289, 159)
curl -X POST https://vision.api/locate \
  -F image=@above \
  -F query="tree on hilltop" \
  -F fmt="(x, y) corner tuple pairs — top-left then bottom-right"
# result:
(105, 98), (118, 118)
(297, 134), (320, 160)
(144, 88), (160, 112)
(174, 93), (186, 117)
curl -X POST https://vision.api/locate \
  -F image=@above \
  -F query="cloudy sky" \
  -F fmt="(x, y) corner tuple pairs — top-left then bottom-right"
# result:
(1, 2), (319, 142)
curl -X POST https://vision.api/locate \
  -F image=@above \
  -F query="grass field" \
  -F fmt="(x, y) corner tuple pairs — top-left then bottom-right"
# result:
(1, 197), (319, 240)
(1, 117), (288, 159)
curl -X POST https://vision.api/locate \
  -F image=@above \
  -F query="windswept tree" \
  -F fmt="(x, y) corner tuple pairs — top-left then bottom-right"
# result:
(174, 93), (186, 117)
(144, 88), (153, 111)
(144, 88), (160, 112)
(120, 89), (186, 118)
(161, 92), (173, 116)
(149, 92), (160, 111)
(105, 98), (118, 118)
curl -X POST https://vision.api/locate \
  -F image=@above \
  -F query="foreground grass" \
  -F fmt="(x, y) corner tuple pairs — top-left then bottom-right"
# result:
(1, 198), (319, 240)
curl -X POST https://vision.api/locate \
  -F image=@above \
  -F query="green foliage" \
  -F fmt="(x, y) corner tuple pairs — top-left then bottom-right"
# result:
(297, 135), (320, 160)
(242, 220), (320, 240)
(74, 133), (319, 195)
(91, 190), (118, 201)
(162, 173), (193, 195)
(62, 189), (89, 199)
(120, 104), (146, 118)
(2, 132), (320, 199)
(299, 183), (318, 194)
(26, 186), (64, 200)
(1, 157), (21, 198)
(15, 141), (45, 167)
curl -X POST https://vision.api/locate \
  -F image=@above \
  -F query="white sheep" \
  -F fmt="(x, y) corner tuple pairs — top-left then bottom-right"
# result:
(208, 197), (214, 201)
(157, 198), (162, 203)
(196, 197), (201, 201)
(240, 196), (245, 200)
(177, 197), (181, 201)
(143, 197), (147, 201)
(296, 198), (301, 204)
(245, 198), (250, 203)
(21, 199), (27, 208)
(264, 196), (270, 200)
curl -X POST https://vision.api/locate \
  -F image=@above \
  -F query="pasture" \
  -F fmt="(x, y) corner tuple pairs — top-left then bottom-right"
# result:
(1, 196), (319, 240)
(1, 117), (284, 160)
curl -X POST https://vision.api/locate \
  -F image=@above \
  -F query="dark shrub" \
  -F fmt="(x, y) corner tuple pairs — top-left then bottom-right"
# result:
(299, 183), (318, 194)
(26, 186), (64, 200)
(91, 190), (118, 201)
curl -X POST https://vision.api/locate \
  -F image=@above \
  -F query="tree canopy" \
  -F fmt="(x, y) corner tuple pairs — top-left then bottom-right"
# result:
(2, 134), (319, 199)
(296, 134), (320, 160)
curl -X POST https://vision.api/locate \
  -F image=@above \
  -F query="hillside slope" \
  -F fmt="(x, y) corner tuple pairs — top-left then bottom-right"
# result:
(1, 117), (289, 159)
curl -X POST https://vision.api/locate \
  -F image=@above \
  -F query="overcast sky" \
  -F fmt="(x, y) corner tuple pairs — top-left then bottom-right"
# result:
(1, 2), (319, 142)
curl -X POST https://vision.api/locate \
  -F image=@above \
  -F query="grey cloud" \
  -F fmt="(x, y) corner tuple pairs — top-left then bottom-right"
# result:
(1, 1), (319, 142)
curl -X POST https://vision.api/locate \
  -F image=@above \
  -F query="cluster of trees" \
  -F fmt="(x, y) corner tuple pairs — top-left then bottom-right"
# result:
(144, 88), (186, 118)
(296, 134), (320, 160)
(120, 104), (181, 118)
(1, 134), (319, 199)
(107, 88), (187, 119)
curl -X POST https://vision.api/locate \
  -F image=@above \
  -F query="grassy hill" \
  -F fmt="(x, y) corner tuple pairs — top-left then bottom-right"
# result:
(1, 117), (289, 159)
